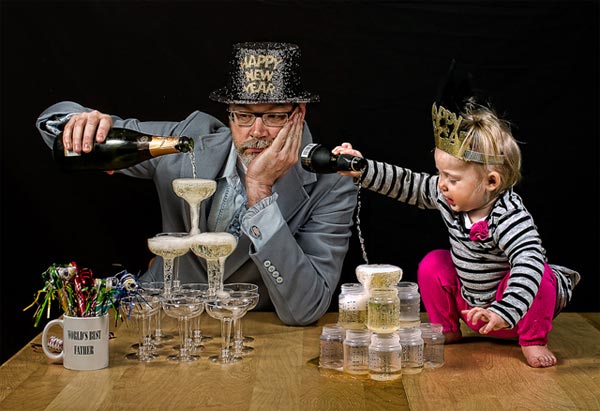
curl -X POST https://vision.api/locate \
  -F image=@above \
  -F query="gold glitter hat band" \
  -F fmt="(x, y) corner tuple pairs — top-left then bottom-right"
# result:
(432, 102), (505, 165)
(210, 42), (320, 105)
(432, 60), (504, 165)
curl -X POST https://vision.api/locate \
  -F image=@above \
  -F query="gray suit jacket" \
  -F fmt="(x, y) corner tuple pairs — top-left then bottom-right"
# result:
(37, 101), (359, 325)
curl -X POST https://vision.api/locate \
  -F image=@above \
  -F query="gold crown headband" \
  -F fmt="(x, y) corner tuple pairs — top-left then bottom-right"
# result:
(432, 103), (504, 165)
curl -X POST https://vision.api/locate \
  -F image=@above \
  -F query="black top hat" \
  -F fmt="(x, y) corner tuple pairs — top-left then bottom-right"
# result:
(209, 42), (320, 104)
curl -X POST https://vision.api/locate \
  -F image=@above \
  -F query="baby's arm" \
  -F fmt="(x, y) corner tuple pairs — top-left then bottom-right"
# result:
(462, 307), (509, 334)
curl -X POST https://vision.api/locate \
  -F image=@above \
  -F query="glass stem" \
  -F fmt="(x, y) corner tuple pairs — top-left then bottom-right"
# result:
(221, 318), (233, 362)
(207, 258), (224, 297)
(139, 314), (148, 359)
(233, 318), (244, 355)
(154, 309), (163, 344)
(189, 204), (200, 235)
(180, 316), (189, 359)
(172, 258), (180, 291)
(163, 257), (175, 296)
(193, 315), (202, 346)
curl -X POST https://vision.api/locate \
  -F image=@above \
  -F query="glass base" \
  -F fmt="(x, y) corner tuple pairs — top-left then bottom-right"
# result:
(172, 343), (205, 352)
(229, 344), (254, 356)
(154, 333), (174, 343)
(190, 344), (206, 353)
(136, 342), (164, 350)
(208, 354), (242, 364)
(125, 352), (160, 362)
(241, 346), (254, 354)
(132, 341), (163, 348)
(167, 353), (200, 362)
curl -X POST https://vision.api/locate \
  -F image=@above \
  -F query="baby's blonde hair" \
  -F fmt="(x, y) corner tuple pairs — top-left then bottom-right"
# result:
(460, 99), (522, 195)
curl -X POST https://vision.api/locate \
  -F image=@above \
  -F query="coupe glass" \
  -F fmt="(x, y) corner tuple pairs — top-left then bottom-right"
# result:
(204, 293), (251, 364)
(172, 178), (217, 235)
(223, 283), (259, 350)
(228, 290), (259, 357)
(189, 232), (237, 297)
(161, 290), (205, 362)
(147, 232), (191, 296)
(180, 282), (213, 350)
(138, 281), (173, 344)
(120, 294), (161, 362)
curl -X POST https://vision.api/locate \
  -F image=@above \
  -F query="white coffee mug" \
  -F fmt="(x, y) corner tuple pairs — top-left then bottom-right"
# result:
(41, 313), (109, 371)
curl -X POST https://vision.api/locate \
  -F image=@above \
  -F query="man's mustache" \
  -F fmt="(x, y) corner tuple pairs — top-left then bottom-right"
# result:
(239, 139), (272, 152)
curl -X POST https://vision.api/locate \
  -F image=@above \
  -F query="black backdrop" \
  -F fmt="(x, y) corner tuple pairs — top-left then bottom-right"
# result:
(1, 0), (598, 363)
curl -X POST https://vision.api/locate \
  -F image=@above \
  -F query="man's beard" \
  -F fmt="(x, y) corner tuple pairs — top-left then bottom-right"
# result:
(236, 139), (272, 167)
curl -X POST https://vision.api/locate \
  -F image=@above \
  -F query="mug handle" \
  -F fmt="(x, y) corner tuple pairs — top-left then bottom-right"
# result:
(41, 318), (64, 361)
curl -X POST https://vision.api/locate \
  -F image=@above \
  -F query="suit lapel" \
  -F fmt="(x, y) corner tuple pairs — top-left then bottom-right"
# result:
(193, 131), (316, 280)
(273, 165), (312, 222)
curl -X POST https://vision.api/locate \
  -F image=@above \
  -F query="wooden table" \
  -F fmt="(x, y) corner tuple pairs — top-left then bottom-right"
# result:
(1, 312), (599, 410)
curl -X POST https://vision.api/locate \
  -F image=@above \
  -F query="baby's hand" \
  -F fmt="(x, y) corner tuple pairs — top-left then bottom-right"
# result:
(332, 142), (363, 178)
(461, 307), (508, 334)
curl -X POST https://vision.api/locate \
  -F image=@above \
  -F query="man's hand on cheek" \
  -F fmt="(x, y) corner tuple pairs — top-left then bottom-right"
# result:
(245, 112), (303, 206)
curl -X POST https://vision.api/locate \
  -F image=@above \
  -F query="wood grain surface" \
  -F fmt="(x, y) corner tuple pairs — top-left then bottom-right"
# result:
(1, 312), (598, 410)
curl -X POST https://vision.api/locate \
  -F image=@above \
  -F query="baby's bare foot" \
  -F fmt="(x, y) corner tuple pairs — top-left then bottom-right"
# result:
(521, 345), (557, 368)
(444, 330), (462, 344)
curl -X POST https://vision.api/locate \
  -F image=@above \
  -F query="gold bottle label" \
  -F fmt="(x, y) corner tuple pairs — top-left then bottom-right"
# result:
(148, 136), (180, 156)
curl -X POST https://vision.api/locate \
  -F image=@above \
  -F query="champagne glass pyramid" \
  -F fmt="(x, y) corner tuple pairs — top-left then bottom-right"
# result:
(189, 232), (238, 297)
(172, 178), (217, 235)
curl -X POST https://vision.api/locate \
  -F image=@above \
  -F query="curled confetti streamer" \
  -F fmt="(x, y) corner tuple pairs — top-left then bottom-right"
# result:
(57, 288), (73, 317)
(72, 274), (87, 317)
(47, 335), (63, 353)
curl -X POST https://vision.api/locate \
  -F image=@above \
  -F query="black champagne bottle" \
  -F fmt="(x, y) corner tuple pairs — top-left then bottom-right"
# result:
(300, 143), (366, 173)
(53, 128), (194, 172)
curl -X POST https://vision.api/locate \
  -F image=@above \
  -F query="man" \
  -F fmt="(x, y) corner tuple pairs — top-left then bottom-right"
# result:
(36, 42), (358, 326)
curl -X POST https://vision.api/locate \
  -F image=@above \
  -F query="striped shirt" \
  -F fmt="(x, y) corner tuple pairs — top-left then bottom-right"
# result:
(361, 159), (578, 328)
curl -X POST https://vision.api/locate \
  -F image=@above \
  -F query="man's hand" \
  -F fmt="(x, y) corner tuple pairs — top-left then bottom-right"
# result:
(63, 110), (113, 153)
(462, 307), (509, 334)
(245, 109), (304, 206)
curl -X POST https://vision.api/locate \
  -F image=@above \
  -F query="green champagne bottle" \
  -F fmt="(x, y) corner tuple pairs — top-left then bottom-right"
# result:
(300, 143), (366, 173)
(53, 127), (194, 172)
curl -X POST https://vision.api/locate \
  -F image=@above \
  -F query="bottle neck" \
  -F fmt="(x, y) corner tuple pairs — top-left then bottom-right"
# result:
(148, 136), (186, 156)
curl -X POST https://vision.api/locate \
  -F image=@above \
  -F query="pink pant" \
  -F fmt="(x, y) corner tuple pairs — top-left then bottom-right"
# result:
(417, 249), (557, 346)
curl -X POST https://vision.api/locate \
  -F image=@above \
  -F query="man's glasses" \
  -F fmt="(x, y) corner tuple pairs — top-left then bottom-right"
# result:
(227, 106), (296, 127)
